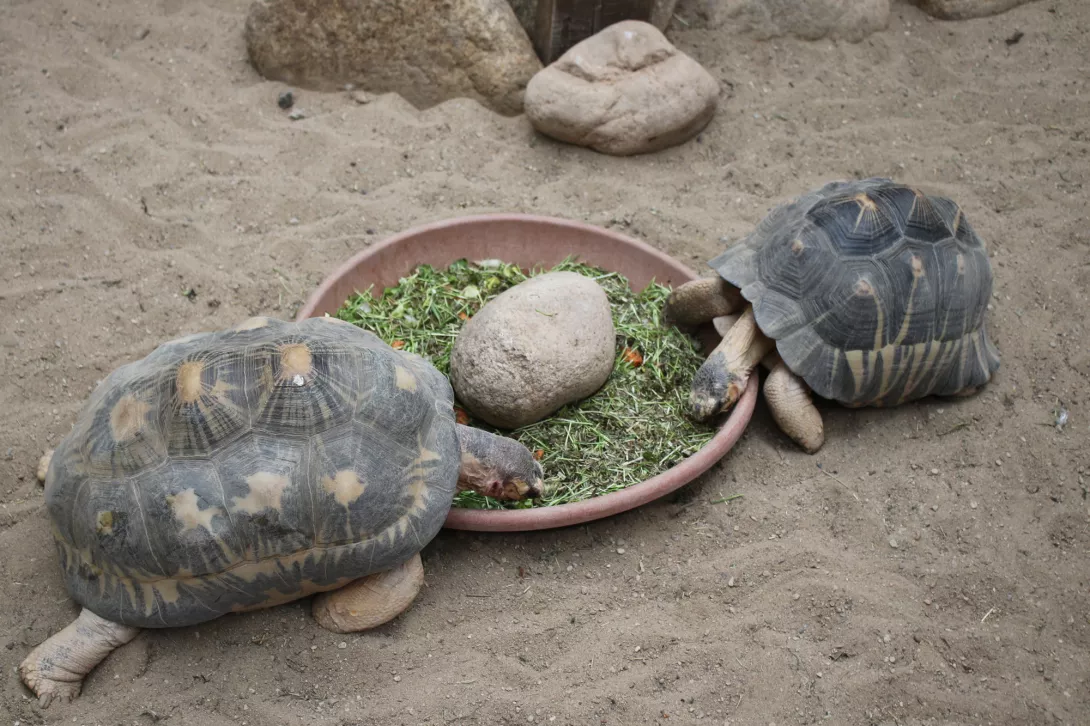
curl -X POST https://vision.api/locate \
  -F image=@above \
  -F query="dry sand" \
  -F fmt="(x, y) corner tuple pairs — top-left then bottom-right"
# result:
(1, 0), (1088, 724)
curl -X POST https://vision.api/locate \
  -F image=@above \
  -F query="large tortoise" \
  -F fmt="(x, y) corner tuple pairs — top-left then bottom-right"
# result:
(21, 315), (544, 706)
(665, 177), (1000, 452)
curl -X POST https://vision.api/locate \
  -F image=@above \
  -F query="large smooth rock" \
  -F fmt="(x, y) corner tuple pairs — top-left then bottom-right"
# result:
(244, 0), (543, 116)
(523, 20), (720, 156)
(675, 0), (890, 42)
(908, 0), (1036, 20)
(450, 271), (615, 430)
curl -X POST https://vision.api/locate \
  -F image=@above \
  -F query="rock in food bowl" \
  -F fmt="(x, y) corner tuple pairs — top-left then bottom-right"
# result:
(296, 214), (757, 531)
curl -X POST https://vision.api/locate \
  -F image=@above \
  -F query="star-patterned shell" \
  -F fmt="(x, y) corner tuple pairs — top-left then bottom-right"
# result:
(710, 178), (1000, 407)
(42, 316), (460, 628)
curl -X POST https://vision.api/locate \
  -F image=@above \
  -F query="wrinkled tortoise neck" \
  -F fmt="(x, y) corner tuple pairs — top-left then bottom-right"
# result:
(454, 424), (502, 488)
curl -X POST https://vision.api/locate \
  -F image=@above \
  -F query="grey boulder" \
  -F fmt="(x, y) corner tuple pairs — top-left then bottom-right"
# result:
(523, 20), (720, 156)
(450, 271), (615, 429)
(244, 0), (543, 116)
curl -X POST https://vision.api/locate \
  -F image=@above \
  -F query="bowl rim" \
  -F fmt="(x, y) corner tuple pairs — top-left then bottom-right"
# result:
(296, 212), (756, 532)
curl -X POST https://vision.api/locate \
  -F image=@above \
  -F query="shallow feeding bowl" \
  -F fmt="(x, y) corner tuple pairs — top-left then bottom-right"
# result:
(296, 214), (757, 532)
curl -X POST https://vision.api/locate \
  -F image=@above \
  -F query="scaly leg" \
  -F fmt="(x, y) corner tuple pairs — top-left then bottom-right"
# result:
(20, 608), (141, 707)
(312, 552), (425, 634)
(689, 305), (774, 421)
(763, 354), (825, 454)
(663, 277), (744, 327)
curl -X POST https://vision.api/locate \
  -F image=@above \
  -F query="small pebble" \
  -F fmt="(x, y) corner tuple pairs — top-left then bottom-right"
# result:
(930, 468), (939, 476)
(889, 538), (899, 549)
(289, 108), (305, 121)
(393, 675), (401, 682)
(970, 500), (978, 509)
(278, 90), (294, 109)
(350, 90), (372, 104)
(727, 577), (736, 587)
(338, 641), (347, 649)
(616, 548), (625, 554)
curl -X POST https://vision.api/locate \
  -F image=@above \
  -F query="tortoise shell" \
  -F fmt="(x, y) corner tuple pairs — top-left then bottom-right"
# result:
(709, 177), (1000, 407)
(42, 316), (460, 629)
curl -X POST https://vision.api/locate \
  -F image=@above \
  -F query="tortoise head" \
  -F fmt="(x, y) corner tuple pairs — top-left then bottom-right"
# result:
(454, 425), (545, 501)
(688, 349), (743, 422)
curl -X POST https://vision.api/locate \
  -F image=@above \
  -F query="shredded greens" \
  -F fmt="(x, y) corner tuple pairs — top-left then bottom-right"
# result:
(335, 257), (716, 509)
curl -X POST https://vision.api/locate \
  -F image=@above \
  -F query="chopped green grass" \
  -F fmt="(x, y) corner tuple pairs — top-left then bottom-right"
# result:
(334, 257), (716, 509)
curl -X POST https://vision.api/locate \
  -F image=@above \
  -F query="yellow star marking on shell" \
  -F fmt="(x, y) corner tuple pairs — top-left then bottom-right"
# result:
(167, 488), (221, 532)
(910, 255), (925, 277)
(394, 366), (417, 392)
(232, 472), (290, 514)
(852, 192), (879, 232)
(235, 316), (270, 331)
(321, 469), (366, 508)
(844, 349), (866, 398)
(176, 360), (205, 405)
(109, 394), (151, 442)
(96, 511), (115, 536)
(153, 579), (182, 606)
(790, 238), (805, 254)
(279, 343), (313, 383)
(404, 446), (441, 517)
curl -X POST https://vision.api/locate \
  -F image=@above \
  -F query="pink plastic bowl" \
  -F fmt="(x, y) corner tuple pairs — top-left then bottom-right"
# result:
(296, 214), (756, 531)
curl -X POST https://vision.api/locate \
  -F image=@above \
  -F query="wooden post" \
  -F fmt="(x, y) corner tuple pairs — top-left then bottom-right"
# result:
(531, 0), (655, 64)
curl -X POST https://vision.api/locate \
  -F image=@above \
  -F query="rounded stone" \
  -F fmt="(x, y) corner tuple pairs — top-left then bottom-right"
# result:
(244, 0), (543, 116)
(523, 20), (720, 156)
(450, 271), (616, 429)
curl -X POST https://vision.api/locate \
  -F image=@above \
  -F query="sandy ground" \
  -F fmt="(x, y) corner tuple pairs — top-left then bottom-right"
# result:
(1, 0), (1088, 724)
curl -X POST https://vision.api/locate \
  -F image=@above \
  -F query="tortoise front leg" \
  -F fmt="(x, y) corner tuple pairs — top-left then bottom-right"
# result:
(19, 608), (141, 707)
(689, 305), (774, 421)
(663, 277), (744, 327)
(763, 354), (825, 454)
(312, 552), (425, 634)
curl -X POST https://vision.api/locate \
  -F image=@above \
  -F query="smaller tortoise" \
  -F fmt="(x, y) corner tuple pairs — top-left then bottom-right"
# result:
(22, 315), (544, 706)
(665, 177), (1000, 452)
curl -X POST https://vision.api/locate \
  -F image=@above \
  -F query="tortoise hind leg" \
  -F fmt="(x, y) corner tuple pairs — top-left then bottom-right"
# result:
(689, 305), (774, 421)
(663, 277), (744, 327)
(19, 608), (141, 707)
(763, 355), (825, 454)
(312, 552), (425, 634)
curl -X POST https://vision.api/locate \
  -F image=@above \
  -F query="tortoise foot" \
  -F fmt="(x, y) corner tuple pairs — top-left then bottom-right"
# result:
(19, 608), (140, 707)
(313, 552), (425, 634)
(19, 664), (83, 708)
(764, 361), (825, 454)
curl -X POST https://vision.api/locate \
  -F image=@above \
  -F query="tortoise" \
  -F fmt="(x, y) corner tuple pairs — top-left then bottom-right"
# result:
(664, 177), (1000, 453)
(20, 315), (544, 706)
